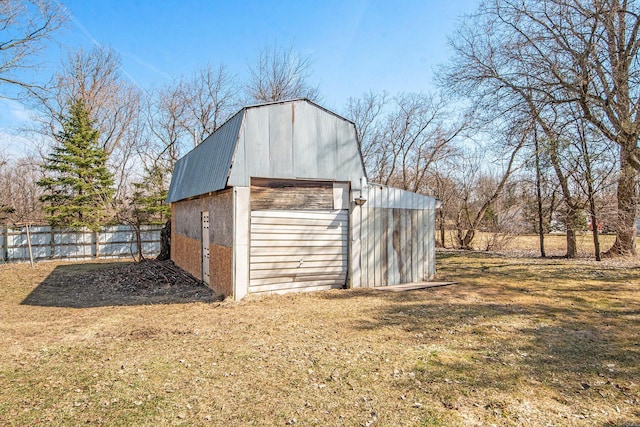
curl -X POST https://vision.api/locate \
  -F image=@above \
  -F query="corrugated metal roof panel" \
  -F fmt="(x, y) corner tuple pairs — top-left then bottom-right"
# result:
(362, 183), (437, 210)
(166, 110), (244, 203)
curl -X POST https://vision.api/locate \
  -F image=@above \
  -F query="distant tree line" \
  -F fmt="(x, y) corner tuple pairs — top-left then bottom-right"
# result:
(0, 0), (638, 260)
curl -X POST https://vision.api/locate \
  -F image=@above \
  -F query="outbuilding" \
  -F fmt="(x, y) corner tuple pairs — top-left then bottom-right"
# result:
(167, 99), (439, 300)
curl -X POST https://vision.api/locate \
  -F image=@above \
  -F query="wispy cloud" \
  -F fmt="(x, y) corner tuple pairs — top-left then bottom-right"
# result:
(0, 130), (48, 159)
(121, 51), (172, 82)
(0, 98), (32, 123)
(60, 4), (145, 89)
(69, 13), (102, 48)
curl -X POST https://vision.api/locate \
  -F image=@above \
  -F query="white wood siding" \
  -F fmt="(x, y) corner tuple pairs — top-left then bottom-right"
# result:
(249, 210), (348, 295)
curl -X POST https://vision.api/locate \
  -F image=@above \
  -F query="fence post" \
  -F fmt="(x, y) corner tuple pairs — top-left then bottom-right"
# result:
(94, 229), (100, 259)
(25, 224), (34, 267)
(50, 226), (55, 259)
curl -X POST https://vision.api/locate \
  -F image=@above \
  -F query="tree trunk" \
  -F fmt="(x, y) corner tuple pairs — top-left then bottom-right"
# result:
(157, 219), (171, 261)
(461, 229), (475, 250)
(589, 208), (602, 261)
(565, 207), (578, 258)
(534, 132), (546, 257)
(134, 225), (144, 262)
(604, 150), (638, 257)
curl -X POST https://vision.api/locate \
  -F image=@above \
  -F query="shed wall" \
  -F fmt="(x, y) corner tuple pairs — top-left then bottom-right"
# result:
(246, 179), (349, 296)
(351, 185), (436, 288)
(171, 190), (234, 296)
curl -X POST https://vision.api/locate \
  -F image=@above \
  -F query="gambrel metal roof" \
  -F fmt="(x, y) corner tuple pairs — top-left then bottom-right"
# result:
(167, 99), (367, 203)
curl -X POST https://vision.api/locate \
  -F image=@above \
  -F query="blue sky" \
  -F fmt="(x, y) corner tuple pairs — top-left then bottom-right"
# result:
(1, 0), (479, 155)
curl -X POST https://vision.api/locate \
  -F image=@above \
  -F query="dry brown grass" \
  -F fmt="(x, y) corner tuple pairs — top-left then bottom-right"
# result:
(1, 253), (639, 426)
(443, 231), (629, 258)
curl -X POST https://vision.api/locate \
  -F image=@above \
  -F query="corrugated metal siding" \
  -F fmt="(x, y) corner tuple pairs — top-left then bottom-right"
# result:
(354, 184), (437, 287)
(227, 100), (366, 189)
(249, 209), (348, 295)
(167, 111), (245, 203)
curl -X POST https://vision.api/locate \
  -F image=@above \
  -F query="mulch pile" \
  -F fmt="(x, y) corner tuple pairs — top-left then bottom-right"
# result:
(22, 259), (220, 308)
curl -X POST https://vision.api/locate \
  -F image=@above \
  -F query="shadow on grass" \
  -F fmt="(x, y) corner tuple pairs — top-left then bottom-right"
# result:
(322, 252), (640, 400)
(21, 262), (217, 308)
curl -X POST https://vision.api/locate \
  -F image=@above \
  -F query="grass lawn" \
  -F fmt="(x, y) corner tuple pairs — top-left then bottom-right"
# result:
(0, 251), (639, 426)
(441, 231), (629, 258)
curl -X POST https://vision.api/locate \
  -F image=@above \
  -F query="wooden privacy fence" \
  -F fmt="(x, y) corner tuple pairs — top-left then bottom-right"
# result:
(0, 224), (162, 263)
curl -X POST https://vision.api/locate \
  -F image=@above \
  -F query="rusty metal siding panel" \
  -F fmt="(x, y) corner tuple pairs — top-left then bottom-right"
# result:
(167, 110), (245, 203)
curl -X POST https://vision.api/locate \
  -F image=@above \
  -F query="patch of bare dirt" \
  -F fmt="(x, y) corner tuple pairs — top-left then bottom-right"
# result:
(21, 259), (219, 308)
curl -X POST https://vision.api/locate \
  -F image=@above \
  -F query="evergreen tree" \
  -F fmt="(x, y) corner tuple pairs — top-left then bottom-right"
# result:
(117, 165), (170, 261)
(128, 165), (170, 226)
(38, 100), (114, 231)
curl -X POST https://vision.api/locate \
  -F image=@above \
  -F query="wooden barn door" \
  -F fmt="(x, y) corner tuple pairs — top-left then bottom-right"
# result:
(248, 178), (349, 295)
(201, 211), (210, 284)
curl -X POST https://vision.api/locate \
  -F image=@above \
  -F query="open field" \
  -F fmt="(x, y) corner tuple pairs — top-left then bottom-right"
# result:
(442, 231), (633, 258)
(1, 252), (639, 426)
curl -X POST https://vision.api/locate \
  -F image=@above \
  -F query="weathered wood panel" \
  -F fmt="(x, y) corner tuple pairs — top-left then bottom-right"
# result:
(210, 243), (233, 296)
(250, 178), (333, 210)
(171, 190), (235, 296)
(172, 233), (201, 280)
(249, 209), (348, 295)
(352, 184), (437, 288)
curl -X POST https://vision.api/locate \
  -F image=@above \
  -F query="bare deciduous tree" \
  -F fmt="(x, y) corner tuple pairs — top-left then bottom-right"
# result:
(0, 153), (44, 223)
(442, 0), (640, 257)
(245, 44), (320, 103)
(0, 0), (66, 96)
(176, 64), (239, 147)
(346, 91), (464, 193)
(451, 132), (528, 249)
